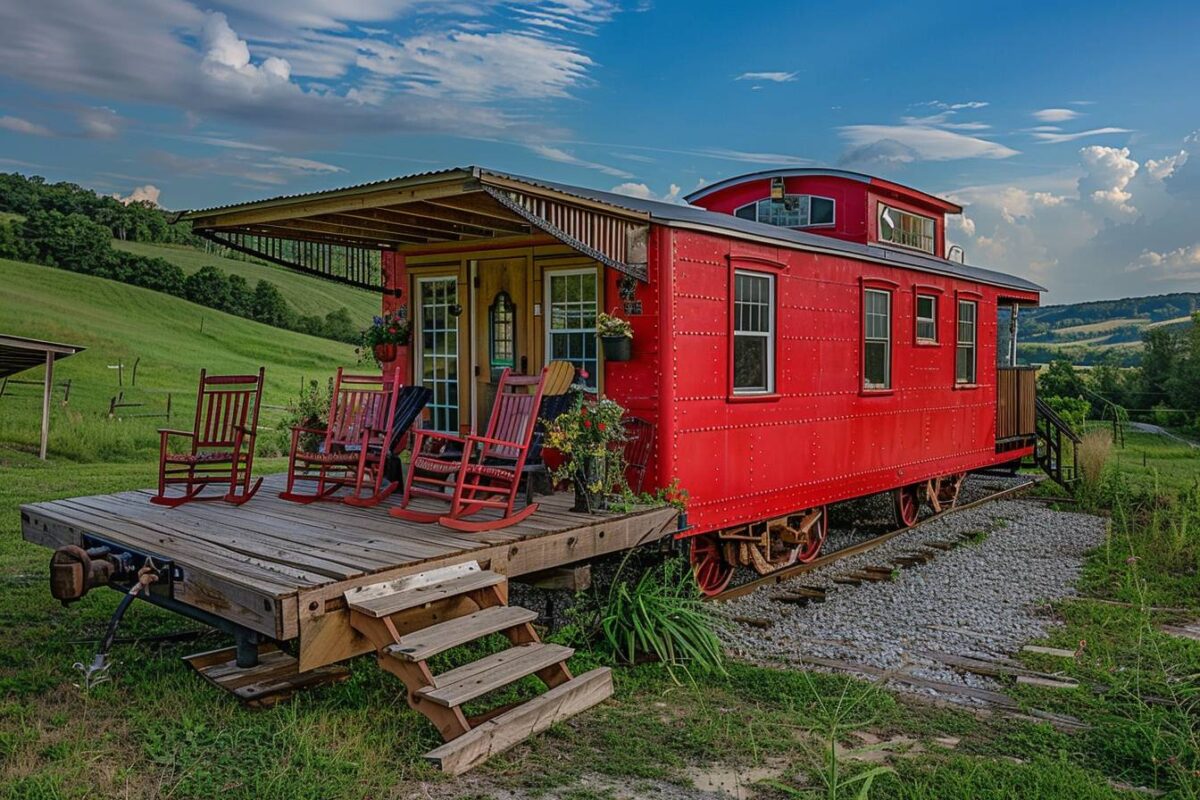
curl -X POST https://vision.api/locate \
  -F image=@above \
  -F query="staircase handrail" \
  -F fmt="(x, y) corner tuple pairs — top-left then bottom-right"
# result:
(1035, 397), (1082, 444)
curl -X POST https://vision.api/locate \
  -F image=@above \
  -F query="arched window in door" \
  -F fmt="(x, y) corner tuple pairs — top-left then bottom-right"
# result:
(489, 291), (515, 379)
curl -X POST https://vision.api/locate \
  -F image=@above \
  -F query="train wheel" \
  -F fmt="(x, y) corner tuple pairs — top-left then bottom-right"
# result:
(893, 484), (921, 528)
(689, 533), (734, 596)
(793, 507), (827, 563)
(936, 472), (967, 508)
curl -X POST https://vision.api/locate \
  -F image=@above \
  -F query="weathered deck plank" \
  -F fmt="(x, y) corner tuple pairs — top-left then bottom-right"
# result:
(20, 473), (678, 649)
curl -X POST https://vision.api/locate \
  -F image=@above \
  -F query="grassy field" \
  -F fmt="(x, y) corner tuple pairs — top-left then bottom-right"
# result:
(0, 259), (1197, 798)
(0, 257), (358, 460)
(111, 240), (379, 322)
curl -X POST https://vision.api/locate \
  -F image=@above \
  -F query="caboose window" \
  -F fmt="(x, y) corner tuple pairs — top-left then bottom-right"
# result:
(733, 195), (836, 228)
(956, 300), (978, 384)
(863, 289), (892, 389)
(878, 204), (935, 254)
(546, 270), (598, 388)
(733, 271), (775, 393)
(916, 294), (937, 342)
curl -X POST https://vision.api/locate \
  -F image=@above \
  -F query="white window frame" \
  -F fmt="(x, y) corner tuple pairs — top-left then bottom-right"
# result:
(544, 267), (599, 388)
(734, 194), (836, 228)
(915, 293), (938, 343)
(878, 203), (936, 254)
(863, 288), (892, 390)
(956, 299), (978, 384)
(732, 269), (776, 395)
(414, 274), (461, 432)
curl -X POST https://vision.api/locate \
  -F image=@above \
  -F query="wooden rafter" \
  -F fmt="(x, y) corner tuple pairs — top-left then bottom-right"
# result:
(399, 200), (530, 234)
(338, 205), (526, 238)
(319, 211), (467, 242)
(258, 218), (430, 245)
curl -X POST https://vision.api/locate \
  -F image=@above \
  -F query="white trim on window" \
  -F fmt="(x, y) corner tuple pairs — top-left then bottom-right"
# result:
(863, 288), (892, 390)
(734, 194), (837, 228)
(414, 274), (461, 433)
(916, 293), (938, 343)
(544, 267), (599, 388)
(956, 299), (978, 384)
(732, 269), (776, 394)
(878, 203), (936, 254)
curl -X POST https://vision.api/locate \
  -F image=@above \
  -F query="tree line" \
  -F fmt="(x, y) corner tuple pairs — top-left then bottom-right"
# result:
(1038, 318), (1200, 434)
(0, 173), (357, 344)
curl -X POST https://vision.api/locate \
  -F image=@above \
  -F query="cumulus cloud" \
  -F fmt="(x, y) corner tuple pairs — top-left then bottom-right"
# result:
(1127, 244), (1200, 280)
(1032, 108), (1080, 123)
(1078, 145), (1139, 215)
(735, 71), (797, 82)
(1145, 150), (1188, 181)
(0, 115), (54, 136)
(113, 184), (162, 205)
(609, 182), (681, 203)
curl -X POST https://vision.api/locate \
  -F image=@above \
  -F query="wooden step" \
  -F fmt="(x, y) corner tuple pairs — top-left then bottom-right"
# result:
(424, 667), (613, 775)
(345, 561), (505, 618)
(385, 606), (539, 662)
(418, 643), (574, 707)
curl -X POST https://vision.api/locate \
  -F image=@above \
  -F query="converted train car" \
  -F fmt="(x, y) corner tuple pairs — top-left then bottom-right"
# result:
(181, 166), (1045, 594)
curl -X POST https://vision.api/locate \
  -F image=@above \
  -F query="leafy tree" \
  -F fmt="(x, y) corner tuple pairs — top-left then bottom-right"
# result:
(183, 265), (232, 310)
(1139, 327), (1181, 409)
(1038, 358), (1083, 399)
(321, 307), (357, 343)
(251, 280), (292, 326)
(226, 274), (253, 317)
(19, 210), (112, 273)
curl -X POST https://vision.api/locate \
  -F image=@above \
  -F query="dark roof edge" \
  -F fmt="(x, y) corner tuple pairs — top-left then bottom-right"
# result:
(684, 167), (962, 212)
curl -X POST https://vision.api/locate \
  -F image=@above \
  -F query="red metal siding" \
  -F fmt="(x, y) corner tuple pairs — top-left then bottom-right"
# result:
(691, 175), (870, 247)
(645, 227), (1035, 537)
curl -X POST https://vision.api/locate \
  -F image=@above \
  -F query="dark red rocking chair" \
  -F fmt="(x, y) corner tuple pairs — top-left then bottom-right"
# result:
(391, 367), (549, 532)
(279, 369), (406, 507)
(152, 368), (265, 507)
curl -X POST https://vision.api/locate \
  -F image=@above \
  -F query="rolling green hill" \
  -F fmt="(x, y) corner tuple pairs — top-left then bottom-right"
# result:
(0, 257), (358, 460)
(112, 240), (379, 321)
(1018, 292), (1198, 365)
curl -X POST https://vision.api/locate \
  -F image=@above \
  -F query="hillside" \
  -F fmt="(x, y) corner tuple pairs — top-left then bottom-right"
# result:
(1018, 292), (1198, 365)
(0, 257), (358, 460)
(112, 240), (379, 321)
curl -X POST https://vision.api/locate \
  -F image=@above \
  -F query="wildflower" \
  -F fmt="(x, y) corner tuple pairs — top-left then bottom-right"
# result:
(598, 422), (606, 431)
(1125, 555), (1140, 564)
(583, 420), (592, 428)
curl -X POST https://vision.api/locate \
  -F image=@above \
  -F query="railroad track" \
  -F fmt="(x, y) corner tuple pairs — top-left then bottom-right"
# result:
(708, 476), (1046, 602)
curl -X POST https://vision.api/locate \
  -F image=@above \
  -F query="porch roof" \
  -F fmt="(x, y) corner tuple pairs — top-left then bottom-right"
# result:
(180, 166), (1044, 295)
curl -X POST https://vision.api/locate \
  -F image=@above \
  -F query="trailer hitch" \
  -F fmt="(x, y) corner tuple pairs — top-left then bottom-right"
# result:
(72, 565), (160, 689)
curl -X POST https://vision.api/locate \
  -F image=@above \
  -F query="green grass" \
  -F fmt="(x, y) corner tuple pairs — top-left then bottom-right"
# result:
(0, 257), (358, 460)
(111, 240), (379, 321)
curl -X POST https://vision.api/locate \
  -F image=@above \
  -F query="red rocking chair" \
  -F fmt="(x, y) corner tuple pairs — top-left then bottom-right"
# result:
(152, 368), (265, 507)
(392, 367), (548, 532)
(279, 369), (405, 507)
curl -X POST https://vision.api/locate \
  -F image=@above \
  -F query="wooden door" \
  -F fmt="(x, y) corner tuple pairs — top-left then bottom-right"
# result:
(473, 257), (529, 430)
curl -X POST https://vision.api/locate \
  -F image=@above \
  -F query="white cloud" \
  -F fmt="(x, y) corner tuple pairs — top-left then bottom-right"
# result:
(270, 156), (345, 173)
(78, 106), (122, 138)
(1127, 244), (1200, 280)
(735, 71), (797, 83)
(692, 147), (813, 166)
(0, 115), (54, 136)
(1032, 108), (1080, 123)
(1078, 145), (1139, 215)
(609, 182), (681, 203)
(528, 144), (633, 178)
(1033, 127), (1133, 144)
(113, 184), (162, 205)
(840, 124), (1017, 164)
(1145, 150), (1188, 181)
(921, 100), (989, 111)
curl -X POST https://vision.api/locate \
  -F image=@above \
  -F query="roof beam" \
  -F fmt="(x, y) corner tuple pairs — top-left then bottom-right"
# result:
(222, 225), (400, 249)
(423, 195), (538, 226)
(395, 200), (530, 234)
(254, 218), (431, 245)
(311, 213), (460, 242)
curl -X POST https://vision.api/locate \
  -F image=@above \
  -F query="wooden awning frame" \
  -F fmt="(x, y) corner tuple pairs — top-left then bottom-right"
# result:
(181, 169), (652, 288)
(0, 334), (84, 460)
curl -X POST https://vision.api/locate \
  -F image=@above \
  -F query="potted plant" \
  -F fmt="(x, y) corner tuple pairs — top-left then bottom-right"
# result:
(597, 310), (633, 362)
(542, 388), (628, 512)
(360, 310), (411, 366)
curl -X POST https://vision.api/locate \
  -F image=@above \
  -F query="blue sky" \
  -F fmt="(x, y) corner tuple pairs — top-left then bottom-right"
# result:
(1, 0), (1198, 302)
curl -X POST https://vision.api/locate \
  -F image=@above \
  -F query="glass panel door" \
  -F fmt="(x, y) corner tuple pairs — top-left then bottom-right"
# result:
(545, 269), (598, 387)
(417, 276), (460, 432)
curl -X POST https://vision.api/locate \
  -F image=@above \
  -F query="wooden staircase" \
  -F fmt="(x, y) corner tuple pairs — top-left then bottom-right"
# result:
(345, 561), (612, 775)
(1034, 397), (1081, 489)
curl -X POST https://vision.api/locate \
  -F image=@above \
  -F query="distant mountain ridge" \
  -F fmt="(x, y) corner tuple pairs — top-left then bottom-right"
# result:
(1018, 292), (1199, 366)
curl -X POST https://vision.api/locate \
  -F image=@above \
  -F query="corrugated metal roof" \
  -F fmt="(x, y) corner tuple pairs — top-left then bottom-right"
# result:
(681, 167), (963, 213)
(183, 166), (1043, 294)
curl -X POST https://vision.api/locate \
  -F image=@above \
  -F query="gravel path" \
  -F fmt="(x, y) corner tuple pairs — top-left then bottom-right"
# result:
(717, 495), (1107, 699)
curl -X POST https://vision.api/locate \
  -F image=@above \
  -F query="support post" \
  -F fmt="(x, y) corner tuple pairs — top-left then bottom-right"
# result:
(39, 351), (53, 460)
(1007, 302), (1020, 368)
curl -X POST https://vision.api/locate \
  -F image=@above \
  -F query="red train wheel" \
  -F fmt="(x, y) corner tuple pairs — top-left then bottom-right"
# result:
(689, 534), (734, 596)
(794, 508), (827, 563)
(893, 484), (921, 528)
(937, 472), (967, 508)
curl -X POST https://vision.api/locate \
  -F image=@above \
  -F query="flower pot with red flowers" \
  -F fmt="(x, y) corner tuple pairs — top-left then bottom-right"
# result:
(359, 310), (411, 367)
(597, 310), (633, 362)
(542, 388), (629, 512)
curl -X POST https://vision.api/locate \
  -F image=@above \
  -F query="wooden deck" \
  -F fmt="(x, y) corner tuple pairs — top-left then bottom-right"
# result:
(20, 474), (678, 670)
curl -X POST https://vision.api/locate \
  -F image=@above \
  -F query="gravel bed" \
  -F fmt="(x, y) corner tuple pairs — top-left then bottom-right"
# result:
(717, 496), (1106, 701)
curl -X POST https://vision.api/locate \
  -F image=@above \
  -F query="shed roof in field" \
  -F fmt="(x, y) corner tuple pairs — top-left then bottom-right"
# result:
(181, 166), (1043, 294)
(0, 335), (84, 380)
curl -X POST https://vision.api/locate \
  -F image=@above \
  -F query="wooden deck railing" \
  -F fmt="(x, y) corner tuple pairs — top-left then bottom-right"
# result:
(996, 366), (1037, 440)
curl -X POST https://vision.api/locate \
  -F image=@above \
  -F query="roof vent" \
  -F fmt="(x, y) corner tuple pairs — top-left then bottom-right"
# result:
(946, 245), (965, 263)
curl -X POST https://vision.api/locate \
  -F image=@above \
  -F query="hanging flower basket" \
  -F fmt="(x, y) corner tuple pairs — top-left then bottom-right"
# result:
(597, 310), (633, 362)
(359, 309), (411, 367)
(542, 388), (629, 514)
(373, 343), (399, 363)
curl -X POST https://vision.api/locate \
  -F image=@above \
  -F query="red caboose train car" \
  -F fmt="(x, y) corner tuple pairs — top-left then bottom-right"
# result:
(186, 166), (1043, 593)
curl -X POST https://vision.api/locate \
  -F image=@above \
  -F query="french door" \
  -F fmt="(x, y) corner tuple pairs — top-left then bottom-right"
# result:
(416, 276), (460, 432)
